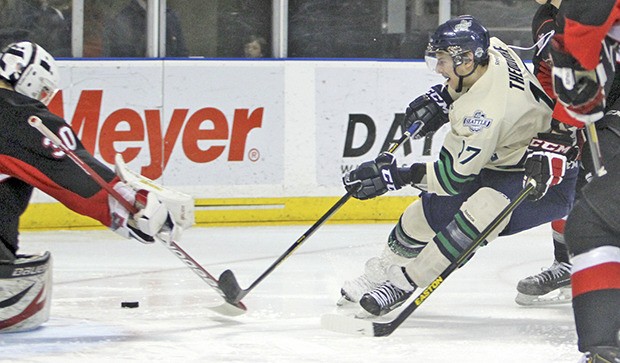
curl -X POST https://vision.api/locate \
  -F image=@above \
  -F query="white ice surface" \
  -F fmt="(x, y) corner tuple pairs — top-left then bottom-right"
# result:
(1, 223), (581, 362)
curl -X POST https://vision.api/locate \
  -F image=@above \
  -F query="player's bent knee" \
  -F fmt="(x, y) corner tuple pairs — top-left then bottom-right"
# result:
(460, 187), (511, 239)
(0, 252), (52, 332)
(400, 199), (436, 241)
(404, 188), (510, 287)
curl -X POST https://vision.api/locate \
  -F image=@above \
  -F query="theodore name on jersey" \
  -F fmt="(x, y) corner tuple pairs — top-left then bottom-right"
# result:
(493, 45), (526, 91)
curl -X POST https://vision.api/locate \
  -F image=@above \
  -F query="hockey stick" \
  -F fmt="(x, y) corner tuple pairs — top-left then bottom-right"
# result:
(321, 181), (536, 336)
(584, 123), (607, 177)
(218, 121), (424, 304)
(28, 116), (247, 316)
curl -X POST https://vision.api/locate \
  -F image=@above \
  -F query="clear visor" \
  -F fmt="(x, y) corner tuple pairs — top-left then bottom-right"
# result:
(424, 51), (439, 73)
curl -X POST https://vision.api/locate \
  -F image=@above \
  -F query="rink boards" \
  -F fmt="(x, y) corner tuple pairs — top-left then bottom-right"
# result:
(21, 59), (447, 229)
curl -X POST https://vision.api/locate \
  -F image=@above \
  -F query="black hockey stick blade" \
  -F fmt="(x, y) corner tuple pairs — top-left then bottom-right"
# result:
(218, 269), (247, 304)
(322, 183), (535, 336)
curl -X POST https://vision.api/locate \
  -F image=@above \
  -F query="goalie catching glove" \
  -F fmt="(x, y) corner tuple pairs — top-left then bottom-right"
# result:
(404, 84), (451, 139)
(523, 132), (578, 201)
(109, 154), (195, 244)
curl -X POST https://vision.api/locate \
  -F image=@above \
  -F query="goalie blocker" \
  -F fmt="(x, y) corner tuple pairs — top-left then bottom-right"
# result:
(0, 252), (52, 332)
(110, 153), (195, 244)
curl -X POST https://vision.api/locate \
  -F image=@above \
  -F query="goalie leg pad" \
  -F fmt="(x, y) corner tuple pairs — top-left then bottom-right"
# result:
(0, 252), (52, 333)
(405, 187), (510, 287)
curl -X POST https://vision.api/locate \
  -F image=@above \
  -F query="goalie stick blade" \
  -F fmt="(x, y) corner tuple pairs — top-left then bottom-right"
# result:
(218, 269), (246, 304)
(321, 314), (378, 337)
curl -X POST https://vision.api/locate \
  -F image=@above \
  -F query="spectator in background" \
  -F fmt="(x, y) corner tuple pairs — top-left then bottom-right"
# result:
(103, 0), (188, 57)
(244, 34), (267, 58)
(0, 0), (70, 57)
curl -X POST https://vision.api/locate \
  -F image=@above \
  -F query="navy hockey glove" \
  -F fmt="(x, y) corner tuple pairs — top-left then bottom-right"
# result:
(550, 34), (606, 124)
(523, 132), (578, 201)
(404, 84), (451, 139)
(343, 152), (406, 200)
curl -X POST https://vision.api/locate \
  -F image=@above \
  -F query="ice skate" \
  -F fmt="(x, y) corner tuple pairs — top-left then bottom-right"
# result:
(338, 275), (381, 306)
(338, 256), (393, 306)
(578, 346), (620, 363)
(515, 260), (572, 306)
(359, 281), (413, 316)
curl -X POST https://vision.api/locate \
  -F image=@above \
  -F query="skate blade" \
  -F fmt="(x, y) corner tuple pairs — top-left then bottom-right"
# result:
(336, 295), (357, 307)
(515, 287), (572, 306)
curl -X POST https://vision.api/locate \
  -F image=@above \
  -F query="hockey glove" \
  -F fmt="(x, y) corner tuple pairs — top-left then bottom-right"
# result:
(404, 84), (451, 139)
(523, 132), (578, 201)
(110, 154), (195, 244)
(550, 34), (606, 124)
(109, 183), (173, 244)
(343, 152), (406, 200)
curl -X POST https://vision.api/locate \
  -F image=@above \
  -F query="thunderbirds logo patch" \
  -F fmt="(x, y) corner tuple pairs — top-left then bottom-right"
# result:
(463, 111), (492, 132)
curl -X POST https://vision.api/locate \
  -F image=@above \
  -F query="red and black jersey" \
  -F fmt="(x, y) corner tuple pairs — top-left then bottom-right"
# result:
(561, 0), (620, 70)
(0, 88), (116, 228)
(532, 2), (583, 127)
(532, 3), (559, 97)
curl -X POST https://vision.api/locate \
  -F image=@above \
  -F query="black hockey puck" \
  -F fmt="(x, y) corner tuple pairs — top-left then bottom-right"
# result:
(121, 301), (139, 308)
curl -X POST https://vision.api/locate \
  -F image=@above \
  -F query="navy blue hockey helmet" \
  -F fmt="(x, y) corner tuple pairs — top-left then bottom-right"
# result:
(425, 15), (490, 68)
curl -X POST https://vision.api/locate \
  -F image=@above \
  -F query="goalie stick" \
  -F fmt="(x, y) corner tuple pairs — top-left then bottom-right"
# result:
(28, 116), (246, 317)
(217, 121), (424, 305)
(321, 181), (536, 336)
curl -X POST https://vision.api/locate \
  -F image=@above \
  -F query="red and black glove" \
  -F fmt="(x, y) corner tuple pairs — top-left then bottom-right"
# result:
(523, 132), (578, 201)
(550, 34), (606, 123)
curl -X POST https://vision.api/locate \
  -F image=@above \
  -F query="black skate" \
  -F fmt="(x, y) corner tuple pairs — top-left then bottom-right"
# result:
(338, 275), (382, 306)
(580, 346), (620, 363)
(359, 282), (413, 316)
(515, 260), (572, 306)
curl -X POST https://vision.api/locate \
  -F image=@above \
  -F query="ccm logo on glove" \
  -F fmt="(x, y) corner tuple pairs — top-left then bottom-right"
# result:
(528, 139), (573, 154)
(381, 169), (398, 191)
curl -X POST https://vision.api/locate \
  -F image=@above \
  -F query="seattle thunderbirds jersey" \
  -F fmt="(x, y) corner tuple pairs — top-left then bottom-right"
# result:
(426, 37), (554, 196)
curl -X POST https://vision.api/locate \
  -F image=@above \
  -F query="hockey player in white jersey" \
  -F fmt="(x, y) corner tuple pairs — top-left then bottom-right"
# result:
(339, 15), (579, 316)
